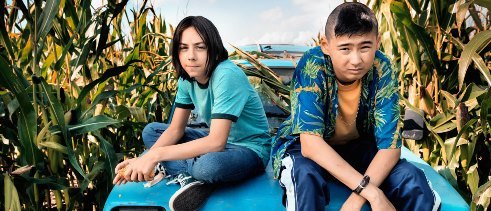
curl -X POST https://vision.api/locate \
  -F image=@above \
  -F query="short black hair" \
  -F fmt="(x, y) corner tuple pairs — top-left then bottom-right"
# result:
(171, 16), (228, 80)
(325, 2), (378, 39)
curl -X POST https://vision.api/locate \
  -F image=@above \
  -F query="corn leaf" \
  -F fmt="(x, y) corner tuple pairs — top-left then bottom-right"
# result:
(37, 0), (61, 39)
(3, 173), (21, 211)
(458, 30), (491, 89)
(39, 141), (68, 154)
(39, 78), (87, 180)
(458, 83), (487, 103)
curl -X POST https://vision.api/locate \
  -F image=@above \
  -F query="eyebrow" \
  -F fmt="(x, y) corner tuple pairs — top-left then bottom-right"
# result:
(179, 42), (206, 46)
(336, 40), (373, 48)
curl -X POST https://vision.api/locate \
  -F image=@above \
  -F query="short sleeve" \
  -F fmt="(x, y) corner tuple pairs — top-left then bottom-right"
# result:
(373, 54), (402, 149)
(210, 68), (249, 122)
(290, 53), (327, 137)
(174, 78), (195, 110)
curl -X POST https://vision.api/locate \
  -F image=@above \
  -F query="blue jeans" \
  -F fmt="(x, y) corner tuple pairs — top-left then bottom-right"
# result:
(142, 122), (264, 184)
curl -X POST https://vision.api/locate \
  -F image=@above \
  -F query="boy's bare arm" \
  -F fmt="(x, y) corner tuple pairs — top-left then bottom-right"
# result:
(300, 133), (394, 206)
(342, 148), (400, 209)
(149, 107), (191, 149)
(364, 148), (400, 186)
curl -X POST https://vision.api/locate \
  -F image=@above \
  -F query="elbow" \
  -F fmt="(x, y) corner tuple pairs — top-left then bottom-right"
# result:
(393, 148), (402, 160)
(206, 138), (227, 152)
(300, 138), (313, 159)
(211, 142), (226, 152)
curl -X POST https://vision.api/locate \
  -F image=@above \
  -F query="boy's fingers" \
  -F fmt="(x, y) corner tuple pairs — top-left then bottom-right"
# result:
(124, 168), (132, 181)
(131, 171), (138, 182)
(115, 160), (128, 172)
(144, 173), (151, 181)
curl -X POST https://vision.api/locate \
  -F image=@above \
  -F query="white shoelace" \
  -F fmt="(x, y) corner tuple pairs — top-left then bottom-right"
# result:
(143, 164), (168, 188)
(166, 174), (192, 186)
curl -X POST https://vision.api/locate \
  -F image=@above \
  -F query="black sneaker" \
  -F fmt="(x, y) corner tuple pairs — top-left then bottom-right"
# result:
(167, 173), (214, 211)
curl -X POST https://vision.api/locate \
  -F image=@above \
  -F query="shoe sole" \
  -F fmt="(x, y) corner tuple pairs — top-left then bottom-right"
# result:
(169, 181), (214, 211)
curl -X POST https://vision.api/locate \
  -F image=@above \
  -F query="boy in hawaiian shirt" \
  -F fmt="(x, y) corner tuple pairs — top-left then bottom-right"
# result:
(271, 2), (440, 211)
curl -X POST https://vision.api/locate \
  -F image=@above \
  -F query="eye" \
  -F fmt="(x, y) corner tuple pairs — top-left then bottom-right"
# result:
(179, 46), (188, 51)
(197, 45), (207, 50)
(360, 46), (371, 52)
(339, 48), (350, 54)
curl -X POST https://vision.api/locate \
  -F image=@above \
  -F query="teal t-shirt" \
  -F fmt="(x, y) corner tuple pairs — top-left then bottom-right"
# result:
(174, 59), (271, 166)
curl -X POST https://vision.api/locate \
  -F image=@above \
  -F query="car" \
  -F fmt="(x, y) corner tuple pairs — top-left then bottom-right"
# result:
(104, 44), (470, 211)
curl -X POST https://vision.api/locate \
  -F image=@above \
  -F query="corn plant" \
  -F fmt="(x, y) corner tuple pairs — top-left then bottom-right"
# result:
(0, 0), (176, 209)
(368, 0), (491, 209)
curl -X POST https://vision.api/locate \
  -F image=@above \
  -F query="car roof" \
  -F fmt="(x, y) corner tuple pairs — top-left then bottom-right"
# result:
(233, 59), (297, 69)
(239, 44), (310, 54)
(233, 44), (310, 69)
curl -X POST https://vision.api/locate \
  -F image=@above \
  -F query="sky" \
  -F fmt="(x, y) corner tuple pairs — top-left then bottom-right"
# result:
(93, 0), (345, 47)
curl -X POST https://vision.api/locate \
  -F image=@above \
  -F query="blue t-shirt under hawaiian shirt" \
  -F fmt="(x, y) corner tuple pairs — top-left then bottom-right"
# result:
(174, 59), (271, 166)
(271, 46), (402, 178)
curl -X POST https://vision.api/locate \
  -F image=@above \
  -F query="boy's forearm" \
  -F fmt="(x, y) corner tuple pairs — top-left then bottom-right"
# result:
(150, 128), (183, 149)
(300, 134), (366, 191)
(345, 148), (401, 204)
(300, 134), (400, 204)
(364, 148), (401, 186)
(147, 135), (224, 163)
(148, 119), (231, 163)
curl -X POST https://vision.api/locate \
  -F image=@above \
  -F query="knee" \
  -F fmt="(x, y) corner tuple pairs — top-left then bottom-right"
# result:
(386, 162), (439, 210)
(189, 155), (223, 183)
(390, 162), (435, 199)
(395, 162), (428, 186)
(142, 122), (167, 147)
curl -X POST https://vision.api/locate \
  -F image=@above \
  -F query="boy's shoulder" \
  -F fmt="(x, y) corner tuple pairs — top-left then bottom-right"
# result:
(302, 46), (324, 59)
(373, 50), (398, 79)
(213, 59), (245, 79)
(374, 50), (392, 67)
(298, 46), (324, 66)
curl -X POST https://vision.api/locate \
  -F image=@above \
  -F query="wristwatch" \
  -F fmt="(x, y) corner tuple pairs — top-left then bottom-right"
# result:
(353, 175), (370, 194)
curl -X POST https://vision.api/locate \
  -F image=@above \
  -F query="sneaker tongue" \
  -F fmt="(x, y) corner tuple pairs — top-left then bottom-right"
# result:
(177, 174), (194, 186)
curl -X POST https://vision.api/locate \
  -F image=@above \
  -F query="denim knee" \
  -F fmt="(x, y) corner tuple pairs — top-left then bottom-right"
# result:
(142, 122), (168, 148)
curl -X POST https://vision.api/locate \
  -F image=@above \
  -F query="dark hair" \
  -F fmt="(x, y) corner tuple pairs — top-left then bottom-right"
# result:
(325, 2), (378, 39)
(171, 16), (228, 80)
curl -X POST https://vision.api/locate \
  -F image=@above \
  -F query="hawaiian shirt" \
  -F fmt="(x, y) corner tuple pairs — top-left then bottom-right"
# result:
(271, 46), (402, 179)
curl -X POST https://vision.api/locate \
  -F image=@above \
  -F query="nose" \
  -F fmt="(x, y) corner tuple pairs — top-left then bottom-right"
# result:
(187, 48), (196, 61)
(350, 51), (362, 67)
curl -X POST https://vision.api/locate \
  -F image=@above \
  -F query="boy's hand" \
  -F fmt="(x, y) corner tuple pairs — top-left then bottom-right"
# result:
(340, 193), (366, 211)
(113, 158), (136, 185)
(364, 186), (395, 211)
(122, 154), (157, 182)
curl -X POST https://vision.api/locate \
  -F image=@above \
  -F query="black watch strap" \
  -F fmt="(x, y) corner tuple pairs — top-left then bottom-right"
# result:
(353, 175), (370, 194)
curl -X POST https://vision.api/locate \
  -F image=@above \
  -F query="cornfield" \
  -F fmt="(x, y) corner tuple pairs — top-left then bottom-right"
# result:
(0, 0), (490, 210)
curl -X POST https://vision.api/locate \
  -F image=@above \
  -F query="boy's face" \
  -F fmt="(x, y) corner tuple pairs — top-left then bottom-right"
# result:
(178, 26), (209, 83)
(321, 32), (379, 83)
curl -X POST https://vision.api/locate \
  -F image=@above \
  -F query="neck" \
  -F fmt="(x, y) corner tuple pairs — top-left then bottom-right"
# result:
(195, 76), (209, 85)
(336, 78), (356, 86)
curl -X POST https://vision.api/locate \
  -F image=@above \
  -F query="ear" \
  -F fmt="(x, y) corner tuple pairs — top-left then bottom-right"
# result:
(320, 35), (329, 55)
(376, 34), (382, 50)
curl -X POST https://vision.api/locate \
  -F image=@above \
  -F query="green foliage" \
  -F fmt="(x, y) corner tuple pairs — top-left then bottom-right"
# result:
(0, 0), (489, 209)
(0, 0), (176, 209)
(371, 0), (491, 209)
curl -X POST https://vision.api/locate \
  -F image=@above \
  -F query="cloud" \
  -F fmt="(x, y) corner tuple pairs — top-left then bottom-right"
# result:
(260, 7), (284, 21)
(225, 1), (341, 46)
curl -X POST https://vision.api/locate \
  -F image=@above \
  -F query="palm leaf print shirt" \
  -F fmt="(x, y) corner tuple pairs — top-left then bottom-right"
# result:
(271, 46), (402, 179)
